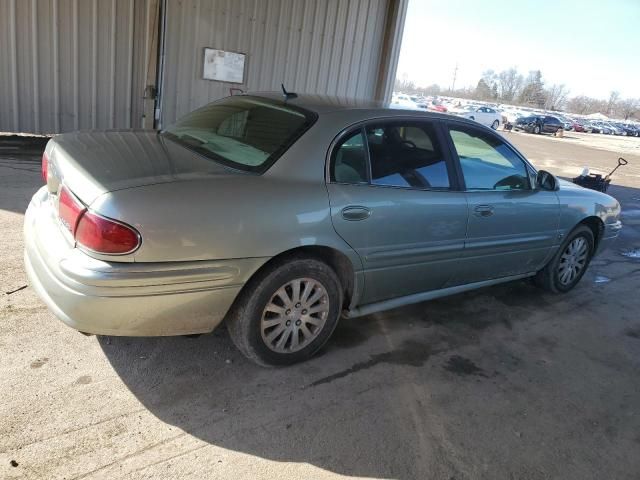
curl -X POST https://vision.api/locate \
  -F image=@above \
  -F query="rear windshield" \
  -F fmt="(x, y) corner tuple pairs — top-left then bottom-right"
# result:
(161, 96), (316, 173)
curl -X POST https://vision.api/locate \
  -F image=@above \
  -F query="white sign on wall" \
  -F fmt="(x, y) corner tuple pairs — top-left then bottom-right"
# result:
(202, 48), (246, 84)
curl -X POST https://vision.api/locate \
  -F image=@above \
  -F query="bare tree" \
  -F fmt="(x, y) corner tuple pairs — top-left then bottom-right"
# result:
(518, 70), (545, 108)
(607, 90), (620, 115)
(497, 68), (524, 102)
(481, 70), (497, 85)
(544, 84), (569, 110)
(422, 84), (441, 95)
(394, 75), (417, 93)
(566, 96), (593, 115)
(475, 78), (493, 101)
(618, 98), (639, 120)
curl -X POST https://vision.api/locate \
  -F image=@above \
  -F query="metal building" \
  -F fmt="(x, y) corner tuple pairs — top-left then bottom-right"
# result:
(0, 0), (407, 134)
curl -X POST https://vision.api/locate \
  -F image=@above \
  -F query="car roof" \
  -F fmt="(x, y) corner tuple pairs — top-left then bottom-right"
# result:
(248, 91), (385, 113)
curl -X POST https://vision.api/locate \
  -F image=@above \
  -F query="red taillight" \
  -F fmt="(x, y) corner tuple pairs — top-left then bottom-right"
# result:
(58, 186), (86, 235)
(75, 211), (140, 254)
(41, 152), (49, 183)
(59, 185), (140, 255)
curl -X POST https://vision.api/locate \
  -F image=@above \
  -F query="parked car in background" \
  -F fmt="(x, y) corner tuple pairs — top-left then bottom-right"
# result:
(456, 106), (502, 129)
(24, 93), (622, 365)
(584, 121), (607, 134)
(514, 115), (564, 134)
(580, 120), (595, 133)
(554, 116), (573, 131)
(428, 100), (448, 113)
(615, 123), (636, 136)
(626, 124), (640, 137)
(391, 94), (418, 110)
(502, 110), (524, 126)
(570, 119), (586, 132)
(605, 123), (624, 135)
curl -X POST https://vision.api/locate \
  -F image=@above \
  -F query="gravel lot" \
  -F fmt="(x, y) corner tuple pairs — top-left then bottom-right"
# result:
(1, 131), (639, 480)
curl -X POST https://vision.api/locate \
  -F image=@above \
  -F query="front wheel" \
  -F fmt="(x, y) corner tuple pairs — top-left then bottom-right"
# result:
(491, 120), (499, 130)
(535, 226), (594, 293)
(533, 125), (541, 134)
(226, 258), (342, 366)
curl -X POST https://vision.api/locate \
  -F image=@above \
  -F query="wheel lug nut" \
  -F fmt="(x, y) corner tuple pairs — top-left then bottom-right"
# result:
(295, 320), (301, 326)
(285, 309), (291, 315)
(295, 303), (301, 308)
(302, 309), (307, 315)
(286, 320), (291, 326)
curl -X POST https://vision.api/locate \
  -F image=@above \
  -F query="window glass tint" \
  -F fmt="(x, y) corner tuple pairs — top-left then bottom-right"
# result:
(449, 126), (529, 191)
(330, 130), (368, 184)
(161, 96), (315, 173)
(366, 123), (450, 189)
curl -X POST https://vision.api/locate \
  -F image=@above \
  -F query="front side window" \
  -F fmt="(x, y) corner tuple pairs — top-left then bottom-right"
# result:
(161, 96), (316, 173)
(366, 122), (450, 189)
(449, 125), (530, 191)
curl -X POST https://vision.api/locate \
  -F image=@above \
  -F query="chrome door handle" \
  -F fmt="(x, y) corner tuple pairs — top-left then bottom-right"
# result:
(473, 205), (494, 217)
(341, 206), (371, 221)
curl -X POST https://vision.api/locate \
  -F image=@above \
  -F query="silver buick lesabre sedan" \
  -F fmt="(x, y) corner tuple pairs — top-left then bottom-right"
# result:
(25, 93), (622, 365)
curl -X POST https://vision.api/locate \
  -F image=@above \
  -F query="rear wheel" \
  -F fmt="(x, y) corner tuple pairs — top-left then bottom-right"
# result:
(533, 125), (541, 134)
(535, 226), (594, 293)
(491, 120), (499, 130)
(226, 257), (342, 366)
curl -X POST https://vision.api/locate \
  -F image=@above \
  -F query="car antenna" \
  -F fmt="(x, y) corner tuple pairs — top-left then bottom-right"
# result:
(281, 83), (298, 101)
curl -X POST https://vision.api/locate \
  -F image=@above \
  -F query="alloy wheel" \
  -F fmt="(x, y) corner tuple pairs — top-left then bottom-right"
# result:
(260, 278), (330, 353)
(557, 237), (589, 286)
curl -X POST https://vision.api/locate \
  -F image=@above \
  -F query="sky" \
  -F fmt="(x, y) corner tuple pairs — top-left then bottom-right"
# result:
(396, 0), (640, 99)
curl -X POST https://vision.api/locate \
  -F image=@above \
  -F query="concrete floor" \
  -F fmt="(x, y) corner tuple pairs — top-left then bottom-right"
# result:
(1, 132), (639, 480)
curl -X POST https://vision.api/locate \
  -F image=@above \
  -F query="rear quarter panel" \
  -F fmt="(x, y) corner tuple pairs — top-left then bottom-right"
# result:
(90, 175), (357, 265)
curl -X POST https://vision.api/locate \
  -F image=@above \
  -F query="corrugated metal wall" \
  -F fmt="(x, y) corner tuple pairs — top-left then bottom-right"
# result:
(159, 0), (391, 126)
(0, 0), (154, 134)
(0, 0), (403, 134)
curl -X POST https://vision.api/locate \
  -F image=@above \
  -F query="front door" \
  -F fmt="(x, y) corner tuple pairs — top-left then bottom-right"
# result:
(445, 122), (560, 284)
(327, 120), (468, 305)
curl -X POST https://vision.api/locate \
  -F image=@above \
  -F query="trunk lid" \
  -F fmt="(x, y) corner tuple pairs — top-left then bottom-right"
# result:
(45, 130), (243, 205)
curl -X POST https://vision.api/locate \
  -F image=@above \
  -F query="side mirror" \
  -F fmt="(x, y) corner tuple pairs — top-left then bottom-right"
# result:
(536, 170), (558, 191)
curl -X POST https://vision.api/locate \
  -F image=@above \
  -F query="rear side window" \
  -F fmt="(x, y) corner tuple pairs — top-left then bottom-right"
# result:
(330, 130), (368, 184)
(449, 125), (530, 191)
(161, 96), (316, 173)
(366, 123), (450, 189)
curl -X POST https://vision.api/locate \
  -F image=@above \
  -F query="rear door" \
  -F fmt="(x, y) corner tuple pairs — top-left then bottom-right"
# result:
(327, 119), (468, 305)
(544, 116), (561, 133)
(444, 121), (560, 284)
(476, 107), (489, 125)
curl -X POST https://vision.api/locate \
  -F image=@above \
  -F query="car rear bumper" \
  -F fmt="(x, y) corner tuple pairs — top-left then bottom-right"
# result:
(24, 187), (268, 336)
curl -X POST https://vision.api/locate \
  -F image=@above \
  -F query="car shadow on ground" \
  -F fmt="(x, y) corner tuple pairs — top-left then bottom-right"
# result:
(98, 279), (550, 478)
(98, 182), (640, 478)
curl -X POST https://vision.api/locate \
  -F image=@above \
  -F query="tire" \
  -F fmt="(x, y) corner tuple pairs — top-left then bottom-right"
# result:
(533, 125), (541, 134)
(491, 120), (499, 130)
(535, 225), (595, 293)
(226, 257), (342, 366)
